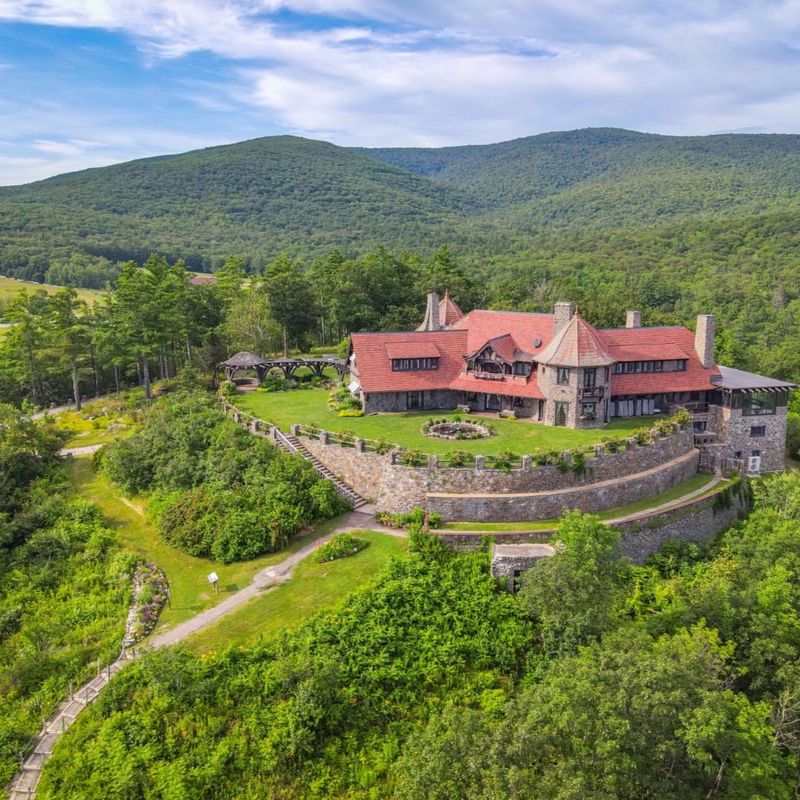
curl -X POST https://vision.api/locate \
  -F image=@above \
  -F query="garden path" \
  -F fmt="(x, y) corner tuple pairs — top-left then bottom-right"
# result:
(5, 507), (400, 799)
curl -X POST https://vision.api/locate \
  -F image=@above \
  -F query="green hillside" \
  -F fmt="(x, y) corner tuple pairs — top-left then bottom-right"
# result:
(4, 128), (800, 281)
(0, 136), (474, 278)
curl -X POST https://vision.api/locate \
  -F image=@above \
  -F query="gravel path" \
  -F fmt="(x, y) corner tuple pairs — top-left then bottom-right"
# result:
(5, 506), (402, 799)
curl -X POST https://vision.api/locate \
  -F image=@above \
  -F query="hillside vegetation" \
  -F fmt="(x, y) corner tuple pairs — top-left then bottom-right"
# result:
(4, 128), (800, 277)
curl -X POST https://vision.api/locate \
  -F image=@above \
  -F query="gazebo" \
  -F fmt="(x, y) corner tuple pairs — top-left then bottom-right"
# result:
(218, 351), (270, 384)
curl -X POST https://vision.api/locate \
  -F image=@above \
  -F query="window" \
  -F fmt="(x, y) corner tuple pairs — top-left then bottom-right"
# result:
(741, 392), (778, 417)
(583, 368), (597, 388)
(513, 362), (531, 376)
(580, 402), (596, 419)
(693, 420), (707, 433)
(733, 451), (742, 459)
(555, 401), (569, 426)
(557, 367), (570, 385)
(407, 391), (423, 410)
(392, 357), (439, 371)
(750, 425), (766, 437)
(653, 361), (664, 372)
(676, 360), (688, 372)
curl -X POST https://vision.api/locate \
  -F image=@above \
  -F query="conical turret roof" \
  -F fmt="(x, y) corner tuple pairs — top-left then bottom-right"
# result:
(439, 290), (464, 326)
(537, 311), (615, 367)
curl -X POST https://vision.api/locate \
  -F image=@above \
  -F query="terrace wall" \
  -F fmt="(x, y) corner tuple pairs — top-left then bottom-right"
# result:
(437, 484), (748, 564)
(300, 427), (698, 520)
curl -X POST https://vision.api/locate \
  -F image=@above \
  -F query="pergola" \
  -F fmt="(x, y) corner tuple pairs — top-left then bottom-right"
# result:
(218, 352), (349, 384)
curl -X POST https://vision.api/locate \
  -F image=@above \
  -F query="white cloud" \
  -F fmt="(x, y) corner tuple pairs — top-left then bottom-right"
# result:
(1, 0), (800, 182)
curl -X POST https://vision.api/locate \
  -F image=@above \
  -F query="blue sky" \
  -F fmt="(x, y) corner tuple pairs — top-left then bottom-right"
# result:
(1, 1), (799, 185)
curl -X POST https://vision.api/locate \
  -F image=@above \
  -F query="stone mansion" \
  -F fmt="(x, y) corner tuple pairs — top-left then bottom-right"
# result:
(348, 293), (795, 473)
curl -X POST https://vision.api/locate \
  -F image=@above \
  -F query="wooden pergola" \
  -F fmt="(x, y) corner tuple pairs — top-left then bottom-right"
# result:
(218, 352), (348, 384)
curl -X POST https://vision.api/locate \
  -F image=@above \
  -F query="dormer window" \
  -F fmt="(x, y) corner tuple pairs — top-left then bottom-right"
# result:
(392, 357), (439, 371)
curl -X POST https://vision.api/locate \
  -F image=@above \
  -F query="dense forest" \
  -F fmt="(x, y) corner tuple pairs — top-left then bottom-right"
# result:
(29, 475), (800, 799)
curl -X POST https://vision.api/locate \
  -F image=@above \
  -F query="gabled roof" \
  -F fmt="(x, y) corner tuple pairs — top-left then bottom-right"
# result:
(439, 291), (464, 326)
(537, 312), (615, 367)
(448, 309), (553, 354)
(467, 334), (516, 363)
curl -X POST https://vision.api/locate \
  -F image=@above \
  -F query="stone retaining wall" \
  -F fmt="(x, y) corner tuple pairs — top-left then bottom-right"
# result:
(427, 449), (699, 521)
(434, 484), (748, 564)
(301, 427), (698, 520)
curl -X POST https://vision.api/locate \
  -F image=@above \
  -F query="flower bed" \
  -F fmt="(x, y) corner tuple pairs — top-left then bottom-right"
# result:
(422, 417), (494, 440)
(316, 533), (370, 563)
(126, 562), (169, 642)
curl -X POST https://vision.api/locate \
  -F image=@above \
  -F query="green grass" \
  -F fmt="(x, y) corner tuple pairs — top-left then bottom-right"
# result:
(67, 458), (349, 631)
(0, 275), (102, 307)
(439, 474), (719, 531)
(235, 388), (650, 456)
(186, 530), (408, 654)
(56, 409), (136, 447)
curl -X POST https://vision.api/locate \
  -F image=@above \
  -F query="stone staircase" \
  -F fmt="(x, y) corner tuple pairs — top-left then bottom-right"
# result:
(6, 650), (138, 799)
(274, 430), (368, 510)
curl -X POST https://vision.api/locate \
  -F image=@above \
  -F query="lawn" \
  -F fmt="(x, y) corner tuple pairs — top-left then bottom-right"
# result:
(235, 388), (654, 456)
(0, 275), (102, 308)
(186, 530), (408, 654)
(67, 458), (350, 632)
(55, 407), (137, 448)
(438, 474), (720, 531)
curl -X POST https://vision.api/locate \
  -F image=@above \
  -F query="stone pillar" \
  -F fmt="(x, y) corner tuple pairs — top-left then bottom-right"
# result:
(474, 455), (485, 470)
(290, 424), (300, 435)
(428, 454), (439, 470)
(354, 438), (365, 453)
(695, 314), (716, 369)
(625, 310), (642, 328)
(250, 419), (258, 433)
(521, 455), (532, 470)
(594, 443), (605, 457)
(626, 437), (636, 450)
(320, 430), (330, 445)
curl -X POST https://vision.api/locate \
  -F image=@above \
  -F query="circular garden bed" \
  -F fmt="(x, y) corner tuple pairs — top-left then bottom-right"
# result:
(422, 418), (495, 441)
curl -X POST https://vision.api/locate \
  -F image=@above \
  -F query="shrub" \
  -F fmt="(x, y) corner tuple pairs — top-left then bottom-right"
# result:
(337, 408), (364, 417)
(602, 436), (624, 454)
(372, 437), (393, 454)
(632, 427), (652, 446)
(490, 451), (516, 473)
(447, 450), (475, 468)
(219, 380), (237, 398)
(315, 533), (370, 563)
(399, 449), (426, 467)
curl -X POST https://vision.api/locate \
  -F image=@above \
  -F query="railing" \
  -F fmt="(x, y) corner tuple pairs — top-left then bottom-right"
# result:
(472, 370), (506, 381)
(580, 386), (605, 398)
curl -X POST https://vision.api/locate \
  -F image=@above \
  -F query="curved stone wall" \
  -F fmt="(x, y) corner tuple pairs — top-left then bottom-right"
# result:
(300, 428), (699, 521)
(426, 450), (699, 521)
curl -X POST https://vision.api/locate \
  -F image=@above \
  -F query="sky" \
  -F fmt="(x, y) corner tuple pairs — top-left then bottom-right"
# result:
(1, 1), (800, 185)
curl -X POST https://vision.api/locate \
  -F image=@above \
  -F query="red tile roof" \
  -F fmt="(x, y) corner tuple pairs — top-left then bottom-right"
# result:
(351, 330), (467, 393)
(351, 313), (720, 400)
(602, 326), (719, 395)
(439, 291), (464, 326)
(537, 312), (615, 367)
(385, 341), (441, 359)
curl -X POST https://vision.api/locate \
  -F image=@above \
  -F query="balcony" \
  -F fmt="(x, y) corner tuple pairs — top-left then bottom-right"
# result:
(472, 370), (506, 381)
(580, 386), (605, 398)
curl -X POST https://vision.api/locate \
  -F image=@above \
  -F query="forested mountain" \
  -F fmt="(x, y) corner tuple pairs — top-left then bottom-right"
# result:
(4, 128), (800, 279)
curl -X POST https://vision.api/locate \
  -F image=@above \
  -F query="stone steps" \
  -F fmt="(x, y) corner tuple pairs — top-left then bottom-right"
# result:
(279, 434), (368, 510)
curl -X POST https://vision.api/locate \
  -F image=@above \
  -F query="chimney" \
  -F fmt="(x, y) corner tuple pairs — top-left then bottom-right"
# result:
(625, 310), (641, 328)
(417, 292), (441, 331)
(694, 314), (715, 369)
(553, 301), (575, 336)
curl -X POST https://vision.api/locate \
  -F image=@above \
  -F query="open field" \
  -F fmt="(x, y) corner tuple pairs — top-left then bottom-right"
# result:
(235, 388), (653, 455)
(187, 530), (408, 653)
(67, 458), (349, 631)
(0, 275), (103, 307)
(438, 474), (721, 531)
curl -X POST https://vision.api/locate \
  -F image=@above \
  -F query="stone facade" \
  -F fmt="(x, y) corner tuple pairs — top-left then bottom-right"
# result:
(362, 388), (459, 414)
(301, 427), (698, 519)
(708, 404), (787, 473)
(538, 362), (611, 428)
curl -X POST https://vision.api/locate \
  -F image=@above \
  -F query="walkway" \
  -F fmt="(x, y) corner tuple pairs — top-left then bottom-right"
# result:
(5, 508), (398, 799)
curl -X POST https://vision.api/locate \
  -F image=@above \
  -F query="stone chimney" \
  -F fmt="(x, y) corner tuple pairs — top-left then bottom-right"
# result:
(417, 292), (441, 331)
(553, 301), (575, 336)
(694, 314), (716, 369)
(625, 310), (642, 328)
